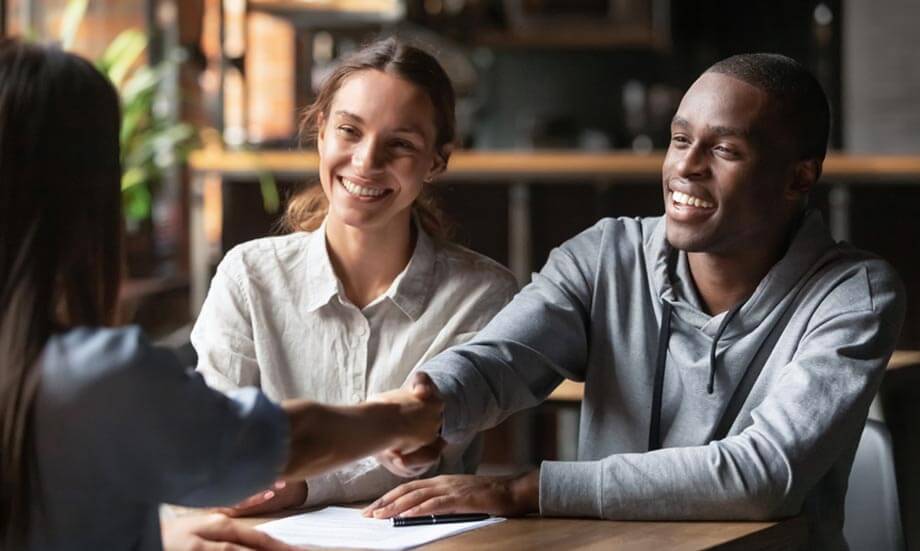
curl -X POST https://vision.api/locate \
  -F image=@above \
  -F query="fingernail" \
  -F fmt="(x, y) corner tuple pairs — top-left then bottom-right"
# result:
(263, 491), (274, 500)
(274, 481), (286, 489)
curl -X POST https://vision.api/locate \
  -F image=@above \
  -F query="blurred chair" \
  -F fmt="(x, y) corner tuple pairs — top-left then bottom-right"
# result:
(844, 419), (905, 551)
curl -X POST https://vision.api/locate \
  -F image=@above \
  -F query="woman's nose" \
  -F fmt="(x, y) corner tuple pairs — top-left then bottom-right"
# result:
(352, 138), (385, 175)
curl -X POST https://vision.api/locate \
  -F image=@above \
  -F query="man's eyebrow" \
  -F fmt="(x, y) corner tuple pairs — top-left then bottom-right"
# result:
(670, 116), (749, 138)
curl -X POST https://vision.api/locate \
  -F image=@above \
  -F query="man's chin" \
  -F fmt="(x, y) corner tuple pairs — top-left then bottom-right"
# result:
(665, 227), (711, 253)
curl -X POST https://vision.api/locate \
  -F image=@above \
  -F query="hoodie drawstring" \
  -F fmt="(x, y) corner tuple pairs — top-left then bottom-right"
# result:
(648, 301), (672, 451)
(707, 302), (744, 394)
(648, 300), (745, 451)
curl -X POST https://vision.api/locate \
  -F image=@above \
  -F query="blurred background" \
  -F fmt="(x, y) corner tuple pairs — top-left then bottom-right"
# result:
(4, 1), (920, 548)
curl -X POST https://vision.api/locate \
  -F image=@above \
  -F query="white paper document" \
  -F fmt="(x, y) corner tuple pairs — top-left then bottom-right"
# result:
(256, 506), (504, 550)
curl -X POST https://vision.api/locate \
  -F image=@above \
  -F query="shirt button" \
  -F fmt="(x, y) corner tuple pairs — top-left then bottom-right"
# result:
(352, 392), (362, 403)
(357, 326), (367, 337)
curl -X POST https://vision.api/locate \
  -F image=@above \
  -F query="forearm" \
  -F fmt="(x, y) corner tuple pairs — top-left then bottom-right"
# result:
(280, 401), (404, 481)
(539, 431), (796, 521)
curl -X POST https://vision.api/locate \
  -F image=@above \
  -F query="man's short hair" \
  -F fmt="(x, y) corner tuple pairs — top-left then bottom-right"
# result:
(707, 53), (830, 162)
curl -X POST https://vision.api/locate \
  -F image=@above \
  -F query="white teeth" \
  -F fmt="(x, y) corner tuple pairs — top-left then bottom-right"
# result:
(341, 177), (386, 197)
(672, 190), (714, 209)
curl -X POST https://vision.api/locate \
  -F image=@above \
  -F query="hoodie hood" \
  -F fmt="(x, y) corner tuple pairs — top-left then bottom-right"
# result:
(643, 209), (839, 449)
(649, 210), (837, 338)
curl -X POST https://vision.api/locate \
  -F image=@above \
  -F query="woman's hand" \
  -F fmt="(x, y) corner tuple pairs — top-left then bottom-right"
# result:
(361, 470), (540, 519)
(161, 513), (295, 551)
(217, 481), (308, 517)
(280, 372), (443, 480)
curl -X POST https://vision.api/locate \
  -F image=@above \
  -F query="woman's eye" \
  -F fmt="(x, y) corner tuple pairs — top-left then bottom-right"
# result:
(336, 125), (358, 137)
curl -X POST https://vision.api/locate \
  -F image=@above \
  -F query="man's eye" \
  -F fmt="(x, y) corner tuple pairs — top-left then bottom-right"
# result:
(670, 135), (690, 145)
(391, 140), (416, 151)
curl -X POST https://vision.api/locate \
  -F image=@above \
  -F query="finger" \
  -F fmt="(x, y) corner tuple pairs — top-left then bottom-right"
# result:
(397, 438), (445, 468)
(371, 486), (443, 519)
(401, 495), (467, 517)
(224, 493), (285, 518)
(409, 372), (437, 400)
(219, 525), (298, 551)
(377, 450), (417, 478)
(362, 479), (432, 516)
(195, 514), (297, 551)
(196, 543), (252, 551)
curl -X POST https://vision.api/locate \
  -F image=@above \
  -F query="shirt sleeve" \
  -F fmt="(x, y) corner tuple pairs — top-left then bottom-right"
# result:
(191, 252), (260, 392)
(39, 327), (289, 508)
(539, 261), (906, 520)
(421, 224), (602, 444)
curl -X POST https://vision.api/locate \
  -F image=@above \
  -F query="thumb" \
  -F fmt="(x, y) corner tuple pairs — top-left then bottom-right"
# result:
(410, 372), (437, 400)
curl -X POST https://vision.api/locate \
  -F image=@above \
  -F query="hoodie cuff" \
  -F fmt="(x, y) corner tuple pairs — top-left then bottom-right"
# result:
(419, 370), (467, 444)
(539, 460), (604, 518)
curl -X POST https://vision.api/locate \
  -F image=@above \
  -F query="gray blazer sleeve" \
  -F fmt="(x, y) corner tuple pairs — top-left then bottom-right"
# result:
(39, 327), (289, 507)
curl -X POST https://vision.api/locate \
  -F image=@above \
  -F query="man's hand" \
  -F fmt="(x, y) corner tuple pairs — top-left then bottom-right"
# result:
(360, 470), (540, 519)
(370, 372), (444, 458)
(217, 481), (307, 517)
(161, 513), (295, 551)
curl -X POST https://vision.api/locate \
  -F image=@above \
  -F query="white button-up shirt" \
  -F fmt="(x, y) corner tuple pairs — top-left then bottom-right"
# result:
(191, 220), (518, 505)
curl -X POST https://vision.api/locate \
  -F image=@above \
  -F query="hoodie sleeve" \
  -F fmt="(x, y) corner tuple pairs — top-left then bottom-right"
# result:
(539, 259), (906, 520)
(421, 222), (604, 443)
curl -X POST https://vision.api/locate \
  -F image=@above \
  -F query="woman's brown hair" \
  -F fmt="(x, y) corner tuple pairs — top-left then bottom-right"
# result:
(283, 37), (455, 239)
(0, 38), (123, 546)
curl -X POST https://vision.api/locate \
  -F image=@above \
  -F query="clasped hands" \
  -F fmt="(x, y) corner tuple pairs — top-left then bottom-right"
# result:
(219, 372), (444, 517)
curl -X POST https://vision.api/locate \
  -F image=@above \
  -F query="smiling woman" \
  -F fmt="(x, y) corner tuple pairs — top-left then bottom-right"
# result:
(190, 37), (519, 518)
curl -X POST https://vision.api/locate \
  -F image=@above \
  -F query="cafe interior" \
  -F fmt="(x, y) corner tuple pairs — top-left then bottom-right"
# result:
(3, 0), (920, 549)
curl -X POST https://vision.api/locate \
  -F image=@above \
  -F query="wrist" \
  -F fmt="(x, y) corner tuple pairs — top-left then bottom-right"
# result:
(509, 469), (540, 515)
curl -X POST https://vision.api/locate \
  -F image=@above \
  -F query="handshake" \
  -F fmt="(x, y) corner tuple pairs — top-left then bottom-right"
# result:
(369, 372), (448, 478)
(217, 372), (447, 518)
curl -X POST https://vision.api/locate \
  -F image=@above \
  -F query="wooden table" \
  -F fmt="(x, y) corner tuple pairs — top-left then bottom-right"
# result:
(549, 350), (920, 402)
(235, 511), (806, 550)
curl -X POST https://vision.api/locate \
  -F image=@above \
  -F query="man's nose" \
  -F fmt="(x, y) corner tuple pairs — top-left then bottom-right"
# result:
(674, 144), (709, 179)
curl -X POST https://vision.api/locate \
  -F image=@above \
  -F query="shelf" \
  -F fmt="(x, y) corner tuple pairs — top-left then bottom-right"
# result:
(188, 149), (920, 182)
(248, 0), (403, 26)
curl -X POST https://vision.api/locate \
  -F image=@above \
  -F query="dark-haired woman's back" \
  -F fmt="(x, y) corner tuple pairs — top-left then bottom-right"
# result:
(27, 326), (287, 550)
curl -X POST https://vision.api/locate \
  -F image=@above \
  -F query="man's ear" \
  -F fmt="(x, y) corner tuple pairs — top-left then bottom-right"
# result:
(787, 158), (820, 200)
(425, 143), (454, 182)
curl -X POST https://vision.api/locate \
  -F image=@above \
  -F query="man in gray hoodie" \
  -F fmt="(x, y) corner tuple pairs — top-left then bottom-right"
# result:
(364, 53), (906, 549)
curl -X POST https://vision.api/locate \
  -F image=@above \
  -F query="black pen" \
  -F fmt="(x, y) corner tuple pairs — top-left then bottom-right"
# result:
(391, 513), (491, 527)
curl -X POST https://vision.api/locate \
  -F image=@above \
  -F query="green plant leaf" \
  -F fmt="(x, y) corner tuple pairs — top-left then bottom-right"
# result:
(122, 179), (152, 221)
(98, 29), (147, 88)
(60, 0), (89, 50)
(259, 173), (280, 213)
(122, 165), (150, 190)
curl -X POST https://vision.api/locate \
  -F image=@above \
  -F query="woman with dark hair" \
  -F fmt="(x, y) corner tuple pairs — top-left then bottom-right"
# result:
(191, 37), (518, 515)
(0, 38), (442, 550)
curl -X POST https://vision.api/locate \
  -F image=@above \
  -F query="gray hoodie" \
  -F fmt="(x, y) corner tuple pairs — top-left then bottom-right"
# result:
(421, 211), (905, 550)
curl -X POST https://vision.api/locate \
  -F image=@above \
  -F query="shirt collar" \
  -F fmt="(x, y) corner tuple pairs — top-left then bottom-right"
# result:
(303, 217), (437, 319)
(304, 218), (340, 312)
(387, 220), (436, 321)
